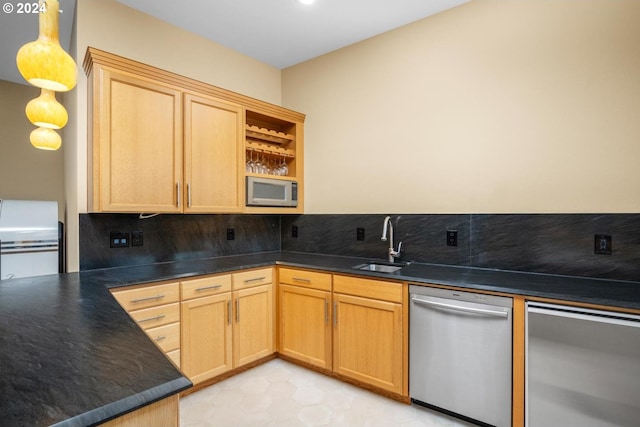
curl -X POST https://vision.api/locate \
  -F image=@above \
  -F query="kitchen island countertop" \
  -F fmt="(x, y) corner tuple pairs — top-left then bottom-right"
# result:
(2, 250), (639, 426)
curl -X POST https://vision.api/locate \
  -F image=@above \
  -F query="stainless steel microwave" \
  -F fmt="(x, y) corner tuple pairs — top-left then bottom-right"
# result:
(246, 176), (298, 207)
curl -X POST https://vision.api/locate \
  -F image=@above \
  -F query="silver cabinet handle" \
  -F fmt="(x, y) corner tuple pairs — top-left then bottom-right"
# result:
(235, 299), (240, 322)
(293, 277), (311, 283)
(244, 276), (266, 283)
(411, 295), (509, 318)
(333, 301), (337, 326)
(187, 183), (192, 208)
(324, 300), (329, 324)
(154, 335), (166, 342)
(137, 314), (165, 324)
(196, 284), (222, 292)
(227, 300), (232, 325)
(131, 294), (165, 303)
(176, 183), (181, 207)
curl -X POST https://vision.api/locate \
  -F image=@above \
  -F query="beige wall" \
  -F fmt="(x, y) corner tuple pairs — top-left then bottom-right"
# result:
(65, 0), (283, 271)
(0, 80), (65, 219)
(282, 0), (640, 213)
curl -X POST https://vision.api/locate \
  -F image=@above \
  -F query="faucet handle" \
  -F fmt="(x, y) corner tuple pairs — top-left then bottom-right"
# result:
(390, 241), (403, 259)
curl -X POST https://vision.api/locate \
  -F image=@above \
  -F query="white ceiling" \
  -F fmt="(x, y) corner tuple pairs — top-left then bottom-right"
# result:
(116, 0), (469, 69)
(0, 0), (468, 85)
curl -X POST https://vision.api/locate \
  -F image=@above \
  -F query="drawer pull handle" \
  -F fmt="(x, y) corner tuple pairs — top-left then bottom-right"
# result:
(333, 302), (338, 327)
(196, 284), (223, 292)
(244, 276), (266, 283)
(293, 277), (311, 283)
(227, 300), (232, 325)
(236, 299), (240, 322)
(154, 335), (166, 342)
(131, 294), (165, 303)
(138, 314), (166, 323)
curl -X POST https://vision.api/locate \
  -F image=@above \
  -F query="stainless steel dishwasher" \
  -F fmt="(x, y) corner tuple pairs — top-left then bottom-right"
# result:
(527, 302), (640, 427)
(410, 285), (512, 427)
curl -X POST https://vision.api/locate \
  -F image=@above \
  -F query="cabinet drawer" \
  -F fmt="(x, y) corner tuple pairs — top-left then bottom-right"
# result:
(232, 268), (273, 289)
(181, 275), (232, 301)
(166, 349), (180, 368)
(129, 303), (180, 330)
(146, 322), (180, 353)
(279, 268), (332, 291)
(333, 275), (403, 303)
(112, 283), (180, 311)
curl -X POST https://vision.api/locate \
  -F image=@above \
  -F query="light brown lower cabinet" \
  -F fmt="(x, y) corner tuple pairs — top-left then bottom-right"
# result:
(332, 275), (405, 395)
(278, 268), (407, 397)
(181, 292), (233, 384)
(278, 283), (332, 369)
(110, 282), (181, 368)
(180, 268), (274, 385)
(98, 395), (179, 427)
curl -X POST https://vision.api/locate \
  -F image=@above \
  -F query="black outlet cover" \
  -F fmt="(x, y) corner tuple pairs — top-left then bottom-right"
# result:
(291, 225), (298, 238)
(131, 231), (143, 246)
(594, 234), (612, 255)
(446, 230), (458, 247)
(356, 227), (365, 241)
(227, 228), (235, 241)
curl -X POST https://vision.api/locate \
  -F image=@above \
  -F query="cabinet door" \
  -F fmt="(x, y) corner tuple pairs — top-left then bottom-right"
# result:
(279, 284), (331, 369)
(93, 68), (183, 212)
(181, 293), (232, 384)
(233, 284), (274, 367)
(333, 293), (403, 394)
(184, 93), (243, 213)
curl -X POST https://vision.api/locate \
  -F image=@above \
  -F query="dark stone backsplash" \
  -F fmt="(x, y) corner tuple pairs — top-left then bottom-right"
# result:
(79, 213), (280, 270)
(80, 213), (640, 282)
(281, 214), (640, 282)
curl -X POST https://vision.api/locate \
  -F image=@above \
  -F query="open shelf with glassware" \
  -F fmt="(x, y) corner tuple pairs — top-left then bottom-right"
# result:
(244, 110), (304, 213)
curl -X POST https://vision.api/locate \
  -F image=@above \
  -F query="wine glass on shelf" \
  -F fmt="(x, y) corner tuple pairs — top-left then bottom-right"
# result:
(245, 149), (255, 173)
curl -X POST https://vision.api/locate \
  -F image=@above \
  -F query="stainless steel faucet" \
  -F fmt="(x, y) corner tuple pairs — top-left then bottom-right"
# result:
(381, 216), (402, 263)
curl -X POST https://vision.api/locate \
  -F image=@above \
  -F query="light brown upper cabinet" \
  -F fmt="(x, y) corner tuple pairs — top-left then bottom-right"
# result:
(184, 93), (243, 213)
(84, 47), (305, 214)
(89, 68), (184, 213)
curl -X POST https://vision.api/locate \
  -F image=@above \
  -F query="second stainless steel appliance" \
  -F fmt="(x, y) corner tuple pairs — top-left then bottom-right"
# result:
(527, 302), (640, 427)
(410, 285), (512, 427)
(246, 176), (297, 207)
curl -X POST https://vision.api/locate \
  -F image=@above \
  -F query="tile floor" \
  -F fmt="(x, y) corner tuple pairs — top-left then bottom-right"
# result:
(180, 359), (475, 427)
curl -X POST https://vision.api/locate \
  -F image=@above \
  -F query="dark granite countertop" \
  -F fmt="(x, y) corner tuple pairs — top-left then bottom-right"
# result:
(0, 274), (191, 427)
(2, 250), (639, 427)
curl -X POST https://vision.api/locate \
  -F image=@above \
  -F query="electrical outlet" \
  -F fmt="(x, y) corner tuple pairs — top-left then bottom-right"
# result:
(594, 234), (612, 255)
(446, 230), (458, 246)
(131, 231), (143, 246)
(227, 228), (235, 241)
(110, 231), (130, 248)
(356, 227), (365, 241)
(291, 225), (298, 238)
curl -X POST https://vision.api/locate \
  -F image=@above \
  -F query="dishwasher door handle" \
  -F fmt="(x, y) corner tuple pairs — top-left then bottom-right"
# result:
(411, 295), (509, 318)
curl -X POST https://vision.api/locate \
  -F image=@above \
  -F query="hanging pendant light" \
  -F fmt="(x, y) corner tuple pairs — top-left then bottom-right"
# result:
(30, 127), (62, 151)
(25, 89), (68, 129)
(16, 0), (77, 92)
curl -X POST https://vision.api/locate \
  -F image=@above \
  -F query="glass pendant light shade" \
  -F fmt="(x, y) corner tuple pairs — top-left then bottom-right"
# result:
(16, 0), (77, 92)
(30, 127), (62, 150)
(25, 89), (68, 129)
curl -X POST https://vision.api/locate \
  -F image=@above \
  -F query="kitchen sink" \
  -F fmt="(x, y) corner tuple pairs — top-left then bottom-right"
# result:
(353, 262), (404, 273)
